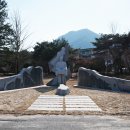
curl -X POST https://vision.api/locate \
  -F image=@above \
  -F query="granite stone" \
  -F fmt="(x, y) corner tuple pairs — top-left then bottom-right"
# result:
(78, 67), (130, 92)
(56, 84), (70, 96)
(0, 66), (44, 91)
(48, 45), (70, 86)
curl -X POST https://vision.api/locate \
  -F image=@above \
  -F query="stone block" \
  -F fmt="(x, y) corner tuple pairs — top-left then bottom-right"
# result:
(5, 81), (15, 90)
(47, 77), (59, 86)
(30, 66), (44, 86)
(22, 71), (35, 87)
(78, 67), (130, 92)
(56, 84), (70, 96)
(0, 66), (44, 91)
(15, 77), (23, 89)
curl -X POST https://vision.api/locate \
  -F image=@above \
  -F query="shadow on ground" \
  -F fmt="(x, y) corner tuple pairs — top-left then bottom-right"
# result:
(34, 86), (57, 94)
(74, 85), (130, 95)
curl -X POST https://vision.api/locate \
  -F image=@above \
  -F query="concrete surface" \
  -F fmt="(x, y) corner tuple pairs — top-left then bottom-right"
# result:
(0, 115), (130, 130)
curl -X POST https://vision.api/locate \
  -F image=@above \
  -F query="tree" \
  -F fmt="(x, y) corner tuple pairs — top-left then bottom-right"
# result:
(92, 34), (114, 50)
(0, 0), (13, 49)
(11, 11), (30, 73)
(0, 0), (14, 74)
(92, 33), (130, 74)
(18, 50), (32, 69)
(0, 0), (12, 50)
(110, 23), (119, 34)
(0, 0), (13, 50)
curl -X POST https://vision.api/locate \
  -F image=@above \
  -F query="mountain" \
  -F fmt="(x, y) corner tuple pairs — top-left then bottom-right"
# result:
(58, 29), (100, 49)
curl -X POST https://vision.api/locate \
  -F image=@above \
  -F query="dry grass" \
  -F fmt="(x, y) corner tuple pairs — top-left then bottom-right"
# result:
(0, 78), (130, 116)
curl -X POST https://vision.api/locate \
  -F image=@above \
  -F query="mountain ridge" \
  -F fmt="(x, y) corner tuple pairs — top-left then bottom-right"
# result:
(58, 29), (100, 49)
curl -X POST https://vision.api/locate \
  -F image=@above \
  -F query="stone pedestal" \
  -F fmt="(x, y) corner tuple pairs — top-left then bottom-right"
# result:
(56, 84), (69, 96)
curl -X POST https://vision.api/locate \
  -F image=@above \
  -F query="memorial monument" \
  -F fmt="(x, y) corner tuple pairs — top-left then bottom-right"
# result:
(47, 45), (70, 86)
(47, 45), (70, 95)
(78, 67), (130, 93)
(55, 56), (67, 84)
(0, 66), (44, 91)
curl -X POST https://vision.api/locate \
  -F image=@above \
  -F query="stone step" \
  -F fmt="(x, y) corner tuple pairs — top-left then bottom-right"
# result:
(28, 95), (102, 112)
(66, 108), (102, 111)
(65, 99), (92, 100)
(35, 99), (63, 101)
(65, 100), (93, 103)
(65, 97), (92, 99)
(33, 102), (63, 105)
(30, 104), (63, 107)
(28, 107), (63, 111)
(66, 96), (90, 98)
(65, 102), (96, 104)
(38, 97), (63, 99)
(66, 105), (99, 108)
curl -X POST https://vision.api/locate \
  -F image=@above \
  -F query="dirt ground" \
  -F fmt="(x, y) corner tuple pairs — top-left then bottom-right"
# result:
(0, 78), (130, 117)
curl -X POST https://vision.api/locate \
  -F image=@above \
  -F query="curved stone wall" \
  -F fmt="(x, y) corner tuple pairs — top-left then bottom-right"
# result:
(78, 67), (130, 93)
(0, 66), (44, 91)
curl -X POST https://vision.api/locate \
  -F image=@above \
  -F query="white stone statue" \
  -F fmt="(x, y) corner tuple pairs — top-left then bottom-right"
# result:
(47, 45), (69, 86)
(49, 47), (67, 73)
(55, 56), (67, 84)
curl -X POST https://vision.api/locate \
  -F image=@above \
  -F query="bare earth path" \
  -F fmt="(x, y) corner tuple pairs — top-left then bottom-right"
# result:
(0, 78), (130, 117)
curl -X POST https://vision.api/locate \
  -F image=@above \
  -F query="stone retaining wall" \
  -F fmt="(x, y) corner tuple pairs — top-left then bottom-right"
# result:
(0, 66), (44, 91)
(78, 67), (130, 92)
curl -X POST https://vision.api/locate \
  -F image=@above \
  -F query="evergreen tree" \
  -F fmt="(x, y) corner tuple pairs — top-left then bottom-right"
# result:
(0, 0), (13, 50)
(92, 33), (130, 74)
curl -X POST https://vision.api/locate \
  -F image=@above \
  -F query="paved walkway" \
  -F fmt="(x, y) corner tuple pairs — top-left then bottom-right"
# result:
(28, 95), (63, 111)
(28, 95), (102, 112)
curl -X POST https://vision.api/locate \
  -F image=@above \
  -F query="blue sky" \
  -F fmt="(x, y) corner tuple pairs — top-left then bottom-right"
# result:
(7, 0), (130, 48)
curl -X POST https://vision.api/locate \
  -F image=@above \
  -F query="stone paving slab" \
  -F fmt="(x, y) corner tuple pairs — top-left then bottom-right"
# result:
(37, 100), (63, 102)
(66, 105), (99, 107)
(28, 95), (64, 111)
(65, 99), (92, 101)
(65, 96), (102, 112)
(33, 102), (63, 104)
(65, 102), (96, 104)
(65, 98), (93, 100)
(66, 108), (102, 111)
(28, 95), (102, 112)
(65, 96), (91, 98)
(36, 100), (63, 102)
(28, 107), (63, 111)
(31, 104), (63, 108)
(38, 95), (63, 98)
(65, 100), (93, 102)
(65, 100), (94, 102)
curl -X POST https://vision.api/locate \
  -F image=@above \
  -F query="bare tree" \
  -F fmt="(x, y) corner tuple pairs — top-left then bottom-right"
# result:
(110, 23), (119, 34)
(11, 11), (30, 73)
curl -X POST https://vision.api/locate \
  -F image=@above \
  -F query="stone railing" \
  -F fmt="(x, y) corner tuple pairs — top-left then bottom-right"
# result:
(78, 67), (130, 93)
(0, 66), (44, 91)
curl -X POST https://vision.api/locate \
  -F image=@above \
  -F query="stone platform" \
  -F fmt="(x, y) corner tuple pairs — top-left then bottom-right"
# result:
(65, 96), (101, 111)
(28, 95), (102, 112)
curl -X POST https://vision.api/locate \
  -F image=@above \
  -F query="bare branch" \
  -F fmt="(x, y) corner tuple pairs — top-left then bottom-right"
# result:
(10, 10), (31, 73)
(109, 22), (120, 34)
(11, 10), (31, 52)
